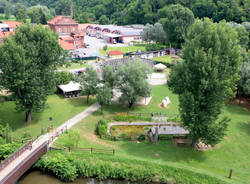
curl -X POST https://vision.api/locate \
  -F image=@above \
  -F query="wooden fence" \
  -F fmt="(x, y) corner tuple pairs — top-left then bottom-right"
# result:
(0, 140), (33, 171)
(52, 142), (115, 155)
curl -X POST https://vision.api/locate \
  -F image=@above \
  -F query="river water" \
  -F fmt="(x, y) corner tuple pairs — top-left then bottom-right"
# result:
(18, 170), (141, 184)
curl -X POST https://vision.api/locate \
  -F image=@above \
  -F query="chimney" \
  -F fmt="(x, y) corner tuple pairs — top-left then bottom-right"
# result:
(70, 4), (73, 18)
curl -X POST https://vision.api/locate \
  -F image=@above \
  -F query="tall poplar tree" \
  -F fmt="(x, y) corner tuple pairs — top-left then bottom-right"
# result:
(168, 18), (242, 146)
(0, 24), (63, 123)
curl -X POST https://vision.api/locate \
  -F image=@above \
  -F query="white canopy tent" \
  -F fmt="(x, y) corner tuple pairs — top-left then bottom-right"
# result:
(154, 63), (167, 70)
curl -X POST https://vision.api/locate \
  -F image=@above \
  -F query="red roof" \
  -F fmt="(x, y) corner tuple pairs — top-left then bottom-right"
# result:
(2, 21), (21, 29)
(60, 36), (74, 41)
(108, 50), (124, 55)
(58, 39), (76, 50)
(0, 32), (13, 40)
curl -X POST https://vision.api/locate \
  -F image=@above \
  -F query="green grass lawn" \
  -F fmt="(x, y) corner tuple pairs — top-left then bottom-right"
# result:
(0, 95), (96, 138)
(59, 62), (88, 70)
(99, 45), (147, 56)
(0, 14), (16, 21)
(56, 85), (250, 184)
(152, 55), (183, 64)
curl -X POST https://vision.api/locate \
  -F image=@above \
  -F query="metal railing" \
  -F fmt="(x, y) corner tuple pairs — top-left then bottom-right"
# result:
(0, 140), (33, 171)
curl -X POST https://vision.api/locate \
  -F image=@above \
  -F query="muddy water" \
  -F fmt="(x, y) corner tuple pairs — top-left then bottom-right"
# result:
(18, 170), (141, 184)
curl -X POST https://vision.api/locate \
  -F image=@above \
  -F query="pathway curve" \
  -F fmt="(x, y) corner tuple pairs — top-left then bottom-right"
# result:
(0, 103), (100, 183)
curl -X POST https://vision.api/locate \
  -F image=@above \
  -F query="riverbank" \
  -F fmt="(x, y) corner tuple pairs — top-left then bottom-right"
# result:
(33, 150), (227, 184)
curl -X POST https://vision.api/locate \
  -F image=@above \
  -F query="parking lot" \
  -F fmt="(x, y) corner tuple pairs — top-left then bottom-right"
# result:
(79, 35), (125, 57)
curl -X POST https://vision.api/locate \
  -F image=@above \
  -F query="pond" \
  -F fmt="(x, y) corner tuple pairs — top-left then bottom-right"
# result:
(18, 170), (146, 184)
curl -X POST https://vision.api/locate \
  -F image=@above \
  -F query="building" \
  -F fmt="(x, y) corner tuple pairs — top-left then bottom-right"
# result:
(2, 21), (21, 31)
(0, 32), (12, 44)
(48, 16), (85, 49)
(0, 24), (10, 32)
(108, 50), (124, 59)
(47, 16), (78, 36)
(86, 24), (143, 43)
(58, 39), (76, 51)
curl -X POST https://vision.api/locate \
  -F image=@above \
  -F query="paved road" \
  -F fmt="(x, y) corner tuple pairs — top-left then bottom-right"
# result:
(78, 36), (126, 57)
(0, 103), (100, 183)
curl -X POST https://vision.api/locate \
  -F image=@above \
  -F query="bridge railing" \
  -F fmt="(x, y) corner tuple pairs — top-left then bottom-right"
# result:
(0, 140), (33, 171)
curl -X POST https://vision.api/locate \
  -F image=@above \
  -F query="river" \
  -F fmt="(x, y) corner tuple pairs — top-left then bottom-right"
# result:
(18, 170), (142, 184)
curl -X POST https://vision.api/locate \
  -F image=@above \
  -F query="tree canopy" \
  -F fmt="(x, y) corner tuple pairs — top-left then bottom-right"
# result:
(0, 24), (63, 123)
(117, 59), (152, 108)
(159, 4), (195, 48)
(168, 18), (242, 146)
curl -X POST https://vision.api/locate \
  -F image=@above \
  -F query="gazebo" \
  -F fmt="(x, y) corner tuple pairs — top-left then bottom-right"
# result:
(58, 81), (81, 98)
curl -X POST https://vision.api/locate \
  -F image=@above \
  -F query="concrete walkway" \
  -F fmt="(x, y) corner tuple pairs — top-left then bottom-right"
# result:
(0, 103), (100, 183)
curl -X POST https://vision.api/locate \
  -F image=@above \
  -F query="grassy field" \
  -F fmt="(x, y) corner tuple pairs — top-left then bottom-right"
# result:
(152, 55), (183, 64)
(0, 14), (16, 21)
(99, 45), (147, 56)
(59, 62), (88, 70)
(0, 95), (96, 138)
(56, 85), (250, 184)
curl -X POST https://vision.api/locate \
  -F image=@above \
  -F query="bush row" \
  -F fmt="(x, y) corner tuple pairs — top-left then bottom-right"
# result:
(35, 151), (227, 184)
(113, 113), (152, 122)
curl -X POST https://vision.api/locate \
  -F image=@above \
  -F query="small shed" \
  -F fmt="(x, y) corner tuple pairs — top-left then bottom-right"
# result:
(58, 81), (81, 98)
(108, 50), (124, 59)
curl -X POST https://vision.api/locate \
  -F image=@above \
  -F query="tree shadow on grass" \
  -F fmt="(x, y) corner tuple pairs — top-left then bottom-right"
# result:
(66, 96), (96, 107)
(236, 121), (250, 136)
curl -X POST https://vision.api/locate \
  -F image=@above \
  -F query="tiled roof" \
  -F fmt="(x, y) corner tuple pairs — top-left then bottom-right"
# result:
(108, 50), (124, 55)
(0, 32), (12, 40)
(47, 15), (63, 24)
(2, 21), (21, 29)
(60, 36), (74, 41)
(58, 39), (75, 50)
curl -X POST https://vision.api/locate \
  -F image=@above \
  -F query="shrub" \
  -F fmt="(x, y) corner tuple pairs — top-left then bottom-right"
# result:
(35, 152), (78, 181)
(138, 134), (146, 141)
(35, 152), (227, 184)
(0, 143), (20, 161)
(96, 118), (109, 137)
(145, 44), (165, 51)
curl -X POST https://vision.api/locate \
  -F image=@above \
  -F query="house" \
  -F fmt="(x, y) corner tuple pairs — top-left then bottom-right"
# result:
(47, 16), (78, 36)
(0, 32), (12, 44)
(108, 50), (124, 59)
(48, 16), (85, 49)
(58, 39), (76, 51)
(2, 21), (21, 31)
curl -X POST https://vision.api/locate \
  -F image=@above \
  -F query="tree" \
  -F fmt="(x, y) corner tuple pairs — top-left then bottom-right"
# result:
(4, 5), (11, 20)
(102, 65), (117, 93)
(16, 8), (27, 22)
(77, 66), (99, 104)
(40, 8), (47, 24)
(238, 51), (250, 96)
(56, 71), (72, 86)
(141, 23), (166, 44)
(0, 24), (64, 123)
(235, 26), (249, 50)
(168, 18), (242, 146)
(97, 85), (112, 114)
(141, 23), (154, 43)
(159, 4), (194, 48)
(117, 59), (152, 108)
(98, 15), (110, 25)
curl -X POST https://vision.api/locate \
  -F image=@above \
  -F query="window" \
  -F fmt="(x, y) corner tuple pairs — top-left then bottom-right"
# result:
(72, 28), (75, 32)
(58, 28), (62, 33)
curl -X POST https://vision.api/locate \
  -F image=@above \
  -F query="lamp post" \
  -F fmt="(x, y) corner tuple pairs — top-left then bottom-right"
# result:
(49, 117), (53, 131)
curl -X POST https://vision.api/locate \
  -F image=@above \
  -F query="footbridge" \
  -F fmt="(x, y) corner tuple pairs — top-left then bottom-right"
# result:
(0, 103), (100, 184)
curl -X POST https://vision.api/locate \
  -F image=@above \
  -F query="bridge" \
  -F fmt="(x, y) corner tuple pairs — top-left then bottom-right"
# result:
(0, 103), (100, 184)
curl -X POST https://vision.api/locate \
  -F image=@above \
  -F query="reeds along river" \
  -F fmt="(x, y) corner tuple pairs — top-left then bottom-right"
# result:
(18, 170), (151, 184)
